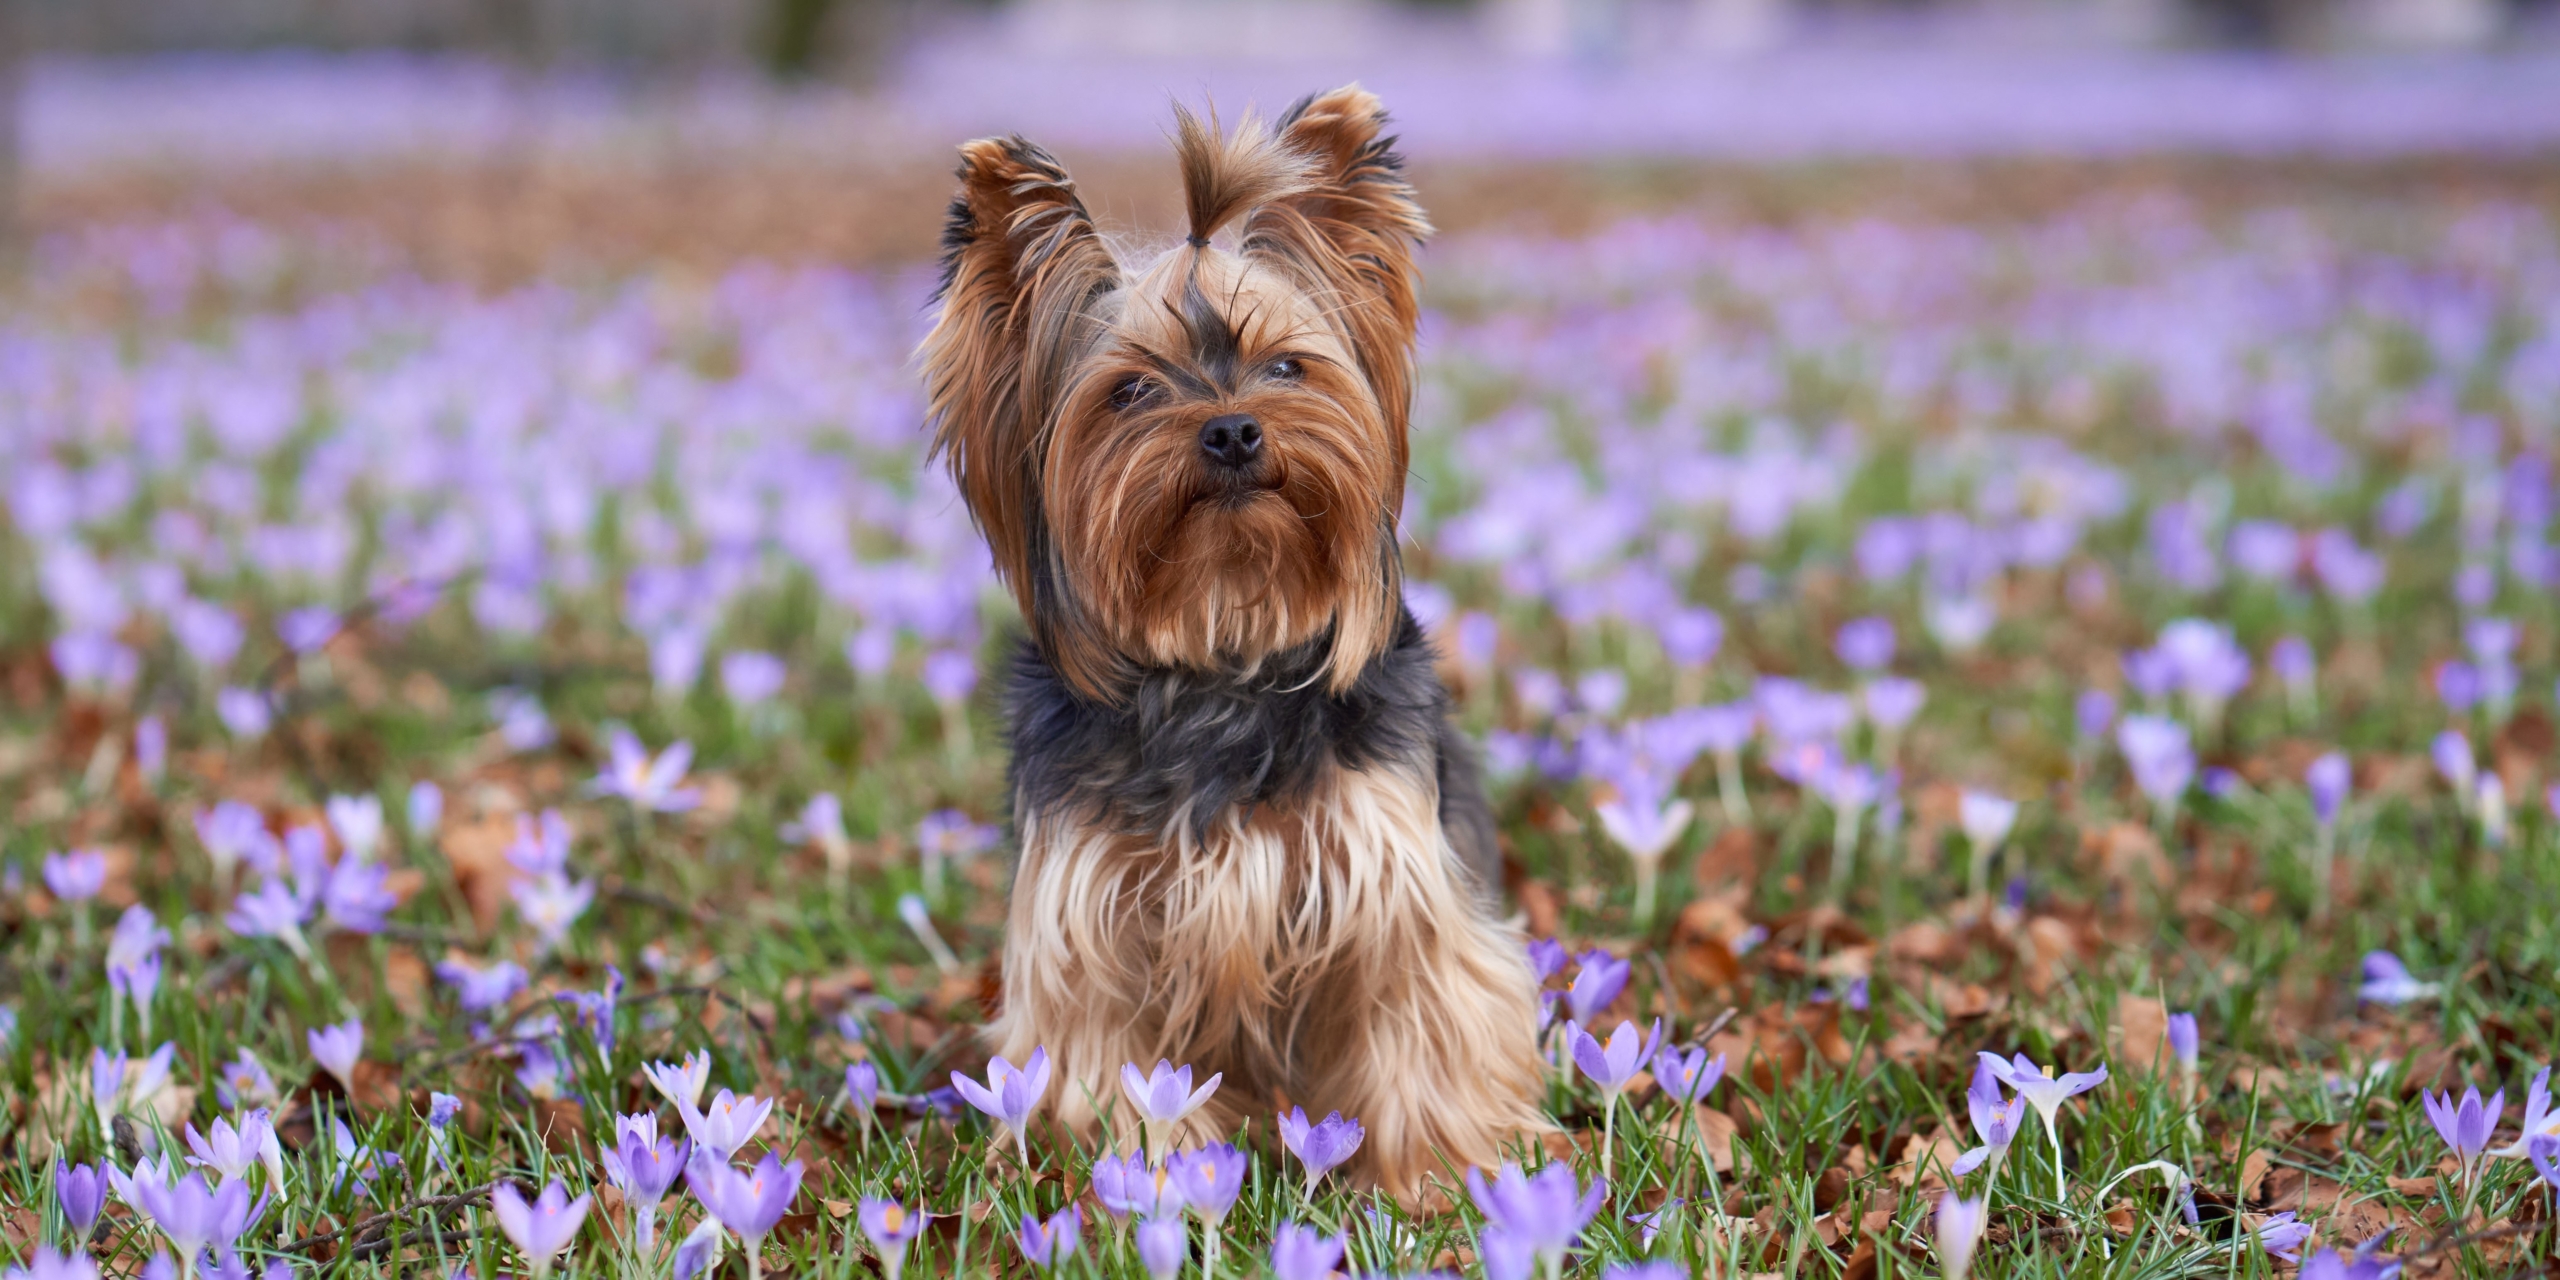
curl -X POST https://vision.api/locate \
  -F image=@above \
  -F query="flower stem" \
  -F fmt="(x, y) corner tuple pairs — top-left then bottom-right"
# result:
(1826, 806), (1862, 906)
(1716, 752), (1752, 825)
(1601, 1094), (1618, 1188)
(2310, 823), (2336, 924)
(2049, 1113), (2067, 1203)
(1633, 860), (1658, 926)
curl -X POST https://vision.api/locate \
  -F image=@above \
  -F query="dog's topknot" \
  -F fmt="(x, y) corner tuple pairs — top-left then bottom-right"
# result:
(1171, 104), (1316, 249)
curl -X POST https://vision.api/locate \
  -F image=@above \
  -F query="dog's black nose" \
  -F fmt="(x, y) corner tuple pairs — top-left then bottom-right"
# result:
(1199, 414), (1262, 468)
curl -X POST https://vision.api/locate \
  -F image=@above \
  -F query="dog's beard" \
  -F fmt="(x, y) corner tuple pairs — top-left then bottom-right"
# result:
(1131, 484), (1336, 673)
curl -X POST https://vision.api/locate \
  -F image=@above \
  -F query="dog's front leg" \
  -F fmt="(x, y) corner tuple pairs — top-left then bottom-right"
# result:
(1295, 768), (1551, 1197)
(987, 811), (1165, 1158)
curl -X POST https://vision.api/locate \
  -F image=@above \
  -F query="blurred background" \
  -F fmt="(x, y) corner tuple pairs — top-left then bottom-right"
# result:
(8, 0), (2559, 279)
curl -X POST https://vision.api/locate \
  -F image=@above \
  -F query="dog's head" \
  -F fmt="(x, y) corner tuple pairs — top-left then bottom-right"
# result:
(921, 86), (1429, 704)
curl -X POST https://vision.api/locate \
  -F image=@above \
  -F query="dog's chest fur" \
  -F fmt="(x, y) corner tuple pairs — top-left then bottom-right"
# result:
(998, 608), (1505, 1073)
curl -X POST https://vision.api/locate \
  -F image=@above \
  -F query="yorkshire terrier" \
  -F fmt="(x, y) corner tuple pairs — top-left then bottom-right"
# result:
(918, 86), (1545, 1190)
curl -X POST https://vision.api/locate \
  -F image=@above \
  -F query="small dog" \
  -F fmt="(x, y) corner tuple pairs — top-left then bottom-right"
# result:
(919, 86), (1544, 1190)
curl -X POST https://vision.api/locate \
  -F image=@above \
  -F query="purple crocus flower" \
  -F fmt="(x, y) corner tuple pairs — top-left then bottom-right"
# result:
(120, 1164), (258, 1265)
(1526, 938), (1568, 982)
(2359, 951), (2440, 1005)
(318, 858), (396, 936)
(215, 688), (272, 739)
(676, 1089), (775, 1165)
(846, 1062), (880, 1116)
(308, 1019), (363, 1091)
(1658, 607), (1722, 667)
(2432, 730), (2477, 801)
(556, 966), (623, 1064)
(1015, 1207), (1080, 1270)
(2227, 520), (2300, 582)
(1653, 1045), (1726, 1106)
(2437, 661), (2482, 714)
(858, 1199), (926, 1280)
(671, 1218), (723, 1280)
(2074, 688), (2116, 741)
(2496, 1067), (2558, 1158)
(43, 850), (107, 903)
(2312, 527), (2386, 602)
(2422, 1084), (2504, 1195)
(1268, 1224), (1346, 1280)
(2122, 648), (2177, 704)
(225, 876), (309, 956)
(1864, 677), (1927, 734)
(1276, 1107), (1364, 1193)
(949, 1048), (1050, 1164)
(2529, 1134), (2560, 1192)
(921, 649), (979, 705)
(1564, 950), (1629, 1026)
(2255, 1211), (2313, 1262)
(510, 873), (594, 954)
(277, 607), (339, 655)
(1602, 1263), (1683, 1280)
(719, 651), (787, 706)
(1120, 1060), (1222, 1130)
(183, 1111), (283, 1188)
(490, 1180), (590, 1280)
(688, 1151), (802, 1253)
(599, 1114), (689, 1251)
(2116, 714), (2194, 813)
(435, 958), (527, 1014)
(1165, 1143), (1247, 1226)
(645, 1050), (711, 1110)
(1135, 1214), (1186, 1280)
(505, 811), (573, 878)
(1627, 1200), (1682, 1250)
(1465, 1163), (1605, 1276)
(425, 1094), (461, 1167)
(1978, 1052), (2108, 1198)
(593, 730), (701, 814)
(214, 1050), (278, 1112)
(1950, 1058), (2024, 1177)
(57, 1161), (106, 1234)
(1455, 612), (1501, 670)
(134, 716), (166, 783)
(2306, 753), (2351, 826)
(1571, 1019), (1663, 1101)
(1478, 1225), (1535, 1280)
(1835, 616), (1895, 671)
(2270, 635), (2317, 713)
(6, 1248), (98, 1280)
(330, 1118), (399, 1197)
(407, 781), (443, 837)
(1089, 1151), (1175, 1220)
(2166, 1013), (2199, 1074)
(1936, 1193), (1987, 1280)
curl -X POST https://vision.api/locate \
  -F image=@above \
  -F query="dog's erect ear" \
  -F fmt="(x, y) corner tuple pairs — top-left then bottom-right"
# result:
(921, 137), (1122, 595)
(1243, 85), (1431, 448)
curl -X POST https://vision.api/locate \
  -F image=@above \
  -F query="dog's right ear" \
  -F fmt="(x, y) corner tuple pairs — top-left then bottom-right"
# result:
(921, 137), (1122, 595)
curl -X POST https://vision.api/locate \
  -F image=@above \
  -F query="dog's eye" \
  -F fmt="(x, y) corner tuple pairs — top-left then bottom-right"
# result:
(1266, 357), (1304, 382)
(1108, 376), (1157, 410)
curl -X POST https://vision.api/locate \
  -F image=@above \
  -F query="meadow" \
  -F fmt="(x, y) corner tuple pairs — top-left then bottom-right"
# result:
(6, 130), (2560, 1280)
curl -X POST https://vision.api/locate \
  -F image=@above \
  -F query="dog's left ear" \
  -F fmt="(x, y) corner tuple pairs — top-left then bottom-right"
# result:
(1243, 85), (1432, 450)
